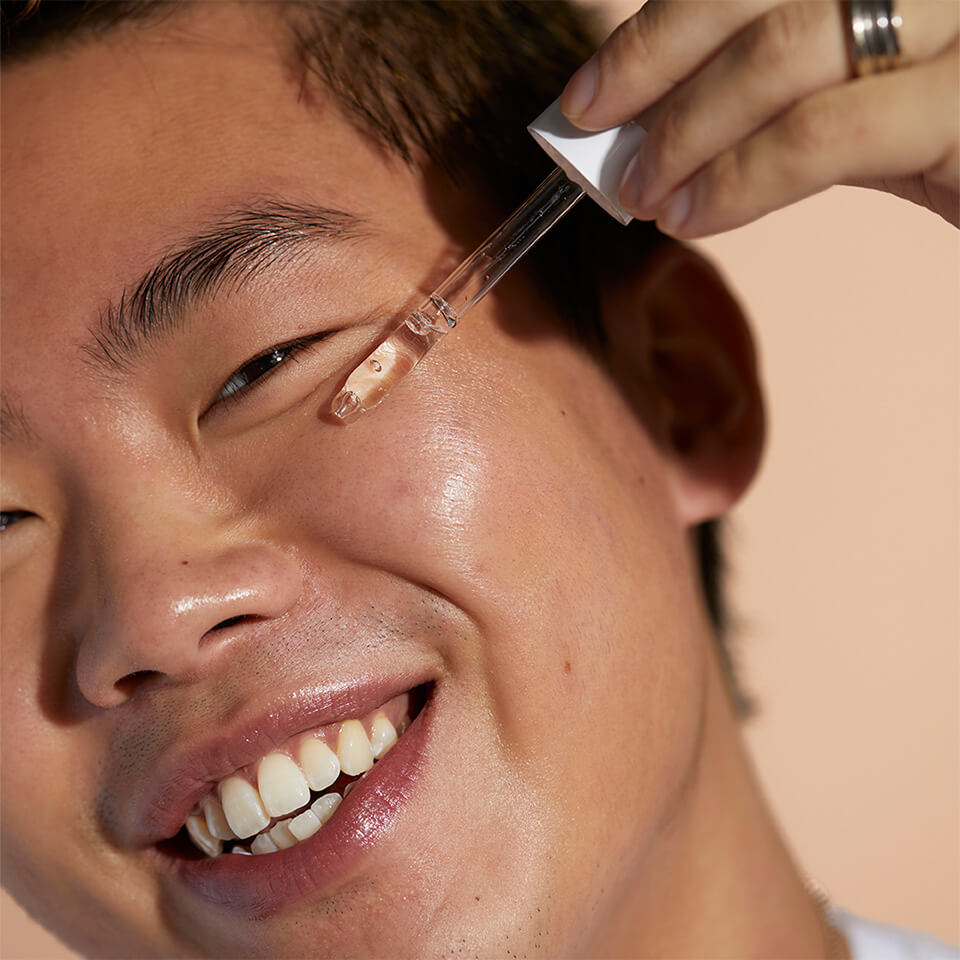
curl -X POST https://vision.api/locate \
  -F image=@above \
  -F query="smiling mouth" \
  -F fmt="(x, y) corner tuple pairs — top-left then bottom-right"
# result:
(161, 685), (430, 860)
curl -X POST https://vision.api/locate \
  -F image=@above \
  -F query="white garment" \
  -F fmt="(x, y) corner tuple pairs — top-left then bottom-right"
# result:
(831, 907), (959, 960)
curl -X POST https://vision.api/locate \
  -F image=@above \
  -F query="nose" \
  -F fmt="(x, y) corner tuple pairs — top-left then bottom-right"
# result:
(74, 518), (303, 708)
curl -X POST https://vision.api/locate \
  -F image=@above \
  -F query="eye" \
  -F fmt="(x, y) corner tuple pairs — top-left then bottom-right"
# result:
(214, 334), (328, 406)
(0, 510), (34, 532)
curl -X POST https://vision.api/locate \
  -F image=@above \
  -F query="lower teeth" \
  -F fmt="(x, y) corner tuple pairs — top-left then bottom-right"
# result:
(222, 787), (347, 857)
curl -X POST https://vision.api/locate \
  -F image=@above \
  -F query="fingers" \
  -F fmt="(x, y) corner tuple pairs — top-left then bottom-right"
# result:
(652, 50), (960, 238)
(561, 0), (772, 131)
(621, 0), (851, 218)
(563, 0), (960, 234)
(563, 0), (958, 134)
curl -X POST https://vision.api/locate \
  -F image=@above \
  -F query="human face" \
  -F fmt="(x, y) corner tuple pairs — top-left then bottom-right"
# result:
(1, 5), (710, 957)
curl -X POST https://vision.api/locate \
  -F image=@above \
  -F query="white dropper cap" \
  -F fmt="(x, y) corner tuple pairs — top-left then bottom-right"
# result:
(528, 97), (646, 225)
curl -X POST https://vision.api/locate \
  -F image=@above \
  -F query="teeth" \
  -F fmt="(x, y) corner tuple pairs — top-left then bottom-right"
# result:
(257, 752), (311, 818)
(184, 699), (410, 858)
(369, 713), (398, 758)
(201, 795), (237, 840)
(186, 814), (222, 858)
(220, 775), (270, 839)
(310, 792), (342, 823)
(288, 809), (322, 841)
(269, 821), (298, 850)
(337, 719), (374, 776)
(299, 737), (341, 791)
(251, 833), (279, 856)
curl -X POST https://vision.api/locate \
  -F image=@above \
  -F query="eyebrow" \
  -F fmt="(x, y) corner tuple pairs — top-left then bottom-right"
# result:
(85, 200), (367, 375)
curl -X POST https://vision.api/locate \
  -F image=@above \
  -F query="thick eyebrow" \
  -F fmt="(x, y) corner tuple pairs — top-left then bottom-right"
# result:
(85, 200), (367, 375)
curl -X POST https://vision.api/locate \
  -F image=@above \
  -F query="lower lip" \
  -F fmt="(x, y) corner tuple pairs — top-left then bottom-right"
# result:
(160, 692), (434, 916)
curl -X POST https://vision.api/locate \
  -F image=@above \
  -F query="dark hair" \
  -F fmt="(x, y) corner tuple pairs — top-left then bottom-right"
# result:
(1, 0), (747, 714)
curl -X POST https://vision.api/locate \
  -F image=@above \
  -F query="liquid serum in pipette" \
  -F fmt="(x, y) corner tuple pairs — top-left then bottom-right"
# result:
(331, 99), (647, 423)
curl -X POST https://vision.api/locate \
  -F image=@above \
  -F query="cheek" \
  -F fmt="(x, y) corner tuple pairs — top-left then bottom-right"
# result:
(267, 374), (703, 751)
(1, 573), (162, 951)
(266, 396), (600, 628)
(0, 588), (75, 811)
(0, 666), (124, 953)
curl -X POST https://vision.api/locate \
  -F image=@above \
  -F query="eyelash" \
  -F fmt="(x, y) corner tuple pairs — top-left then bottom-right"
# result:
(3, 334), (348, 531)
(214, 334), (329, 407)
(0, 510), (32, 532)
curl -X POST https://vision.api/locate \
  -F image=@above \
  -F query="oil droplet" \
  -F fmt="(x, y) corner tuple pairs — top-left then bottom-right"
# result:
(370, 359), (382, 372)
(332, 390), (362, 422)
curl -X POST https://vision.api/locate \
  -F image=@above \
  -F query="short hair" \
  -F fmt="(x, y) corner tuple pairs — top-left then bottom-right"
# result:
(1, 0), (747, 714)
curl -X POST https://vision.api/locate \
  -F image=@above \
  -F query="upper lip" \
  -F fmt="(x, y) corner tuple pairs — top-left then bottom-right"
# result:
(128, 667), (435, 847)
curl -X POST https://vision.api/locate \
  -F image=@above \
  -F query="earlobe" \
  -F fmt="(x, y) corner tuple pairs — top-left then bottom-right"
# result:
(600, 241), (766, 525)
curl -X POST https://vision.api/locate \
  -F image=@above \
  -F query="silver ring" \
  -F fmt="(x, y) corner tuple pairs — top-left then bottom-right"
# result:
(846, 0), (903, 76)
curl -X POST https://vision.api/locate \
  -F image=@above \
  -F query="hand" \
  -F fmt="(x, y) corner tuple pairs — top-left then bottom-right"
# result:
(561, 0), (959, 238)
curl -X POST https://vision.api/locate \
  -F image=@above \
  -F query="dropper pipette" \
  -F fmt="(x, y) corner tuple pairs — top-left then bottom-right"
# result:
(331, 100), (646, 423)
(331, 167), (583, 422)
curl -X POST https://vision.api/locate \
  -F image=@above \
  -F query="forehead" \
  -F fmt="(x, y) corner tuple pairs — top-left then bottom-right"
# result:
(1, 4), (402, 203)
(0, 5), (446, 411)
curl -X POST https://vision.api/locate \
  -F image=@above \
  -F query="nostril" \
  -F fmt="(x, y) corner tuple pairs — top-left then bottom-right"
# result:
(107, 616), (258, 699)
(198, 614), (264, 651)
(210, 614), (262, 632)
(114, 669), (164, 698)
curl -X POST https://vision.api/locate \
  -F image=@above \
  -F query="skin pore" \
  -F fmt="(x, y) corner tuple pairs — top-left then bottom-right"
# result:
(2, 4), (827, 957)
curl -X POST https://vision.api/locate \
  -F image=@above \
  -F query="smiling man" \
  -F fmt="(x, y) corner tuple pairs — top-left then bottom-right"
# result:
(0, 2), (846, 957)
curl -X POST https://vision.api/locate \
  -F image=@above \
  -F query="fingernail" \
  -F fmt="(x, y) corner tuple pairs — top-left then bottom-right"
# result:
(657, 184), (693, 235)
(561, 56), (598, 121)
(618, 143), (649, 215)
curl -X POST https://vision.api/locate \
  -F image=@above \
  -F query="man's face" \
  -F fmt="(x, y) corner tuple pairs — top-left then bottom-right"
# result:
(1, 6), (711, 956)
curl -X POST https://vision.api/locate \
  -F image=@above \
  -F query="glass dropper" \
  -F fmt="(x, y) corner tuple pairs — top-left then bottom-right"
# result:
(331, 166), (584, 423)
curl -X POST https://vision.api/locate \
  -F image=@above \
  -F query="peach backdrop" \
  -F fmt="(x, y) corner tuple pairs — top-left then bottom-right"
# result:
(2, 4), (958, 957)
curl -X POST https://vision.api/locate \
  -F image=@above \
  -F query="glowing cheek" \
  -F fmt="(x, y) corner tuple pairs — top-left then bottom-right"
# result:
(383, 428), (491, 569)
(434, 453), (484, 532)
(353, 423), (496, 577)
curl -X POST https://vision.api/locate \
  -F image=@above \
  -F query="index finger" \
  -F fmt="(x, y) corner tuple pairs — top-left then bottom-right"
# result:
(561, 0), (772, 130)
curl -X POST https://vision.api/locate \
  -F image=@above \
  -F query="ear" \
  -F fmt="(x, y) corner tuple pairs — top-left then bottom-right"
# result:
(599, 242), (765, 525)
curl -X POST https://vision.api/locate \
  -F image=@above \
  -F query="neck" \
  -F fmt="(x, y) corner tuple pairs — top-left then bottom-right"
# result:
(588, 648), (833, 958)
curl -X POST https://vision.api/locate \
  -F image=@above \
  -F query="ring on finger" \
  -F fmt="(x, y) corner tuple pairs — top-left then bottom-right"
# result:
(845, 0), (904, 76)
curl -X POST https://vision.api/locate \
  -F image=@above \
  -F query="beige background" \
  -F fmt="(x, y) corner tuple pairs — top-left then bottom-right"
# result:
(2, 4), (958, 957)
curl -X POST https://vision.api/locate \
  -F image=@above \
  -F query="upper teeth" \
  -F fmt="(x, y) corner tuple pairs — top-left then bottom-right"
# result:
(201, 793), (236, 841)
(336, 720), (375, 776)
(299, 737), (340, 791)
(370, 712), (399, 758)
(220, 776), (268, 838)
(183, 711), (399, 858)
(257, 753), (311, 818)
